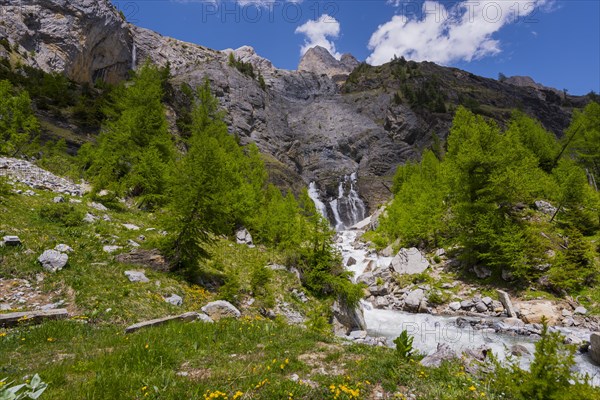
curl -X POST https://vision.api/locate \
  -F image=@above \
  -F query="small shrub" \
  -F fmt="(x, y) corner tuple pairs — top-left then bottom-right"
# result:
(488, 318), (598, 399)
(250, 264), (272, 298)
(38, 203), (83, 227)
(0, 176), (12, 200)
(393, 330), (414, 360)
(306, 303), (332, 337)
(219, 272), (242, 305)
(427, 290), (449, 306)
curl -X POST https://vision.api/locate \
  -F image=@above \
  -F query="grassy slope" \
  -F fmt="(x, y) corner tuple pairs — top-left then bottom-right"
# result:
(1, 181), (599, 399)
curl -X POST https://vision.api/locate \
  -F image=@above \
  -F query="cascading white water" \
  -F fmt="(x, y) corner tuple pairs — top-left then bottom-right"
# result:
(308, 181), (328, 219)
(131, 43), (137, 70)
(335, 228), (600, 385)
(328, 173), (366, 230)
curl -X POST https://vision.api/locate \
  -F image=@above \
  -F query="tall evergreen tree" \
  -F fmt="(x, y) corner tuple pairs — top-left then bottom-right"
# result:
(83, 62), (174, 207)
(0, 80), (39, 156)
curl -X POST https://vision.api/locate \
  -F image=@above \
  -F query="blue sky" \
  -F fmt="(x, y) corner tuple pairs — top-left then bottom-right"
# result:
(113, 1), (599, 94)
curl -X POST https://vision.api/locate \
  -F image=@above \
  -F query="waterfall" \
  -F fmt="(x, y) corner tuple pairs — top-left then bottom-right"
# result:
(131, 43), (137, 70)
(308, 182), (328, 219)
(308, 174), (366, 231)
(328, 173), (366, 229)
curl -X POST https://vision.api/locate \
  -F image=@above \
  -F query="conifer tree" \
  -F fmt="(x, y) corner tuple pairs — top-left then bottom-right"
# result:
(0, 80), (39, 156)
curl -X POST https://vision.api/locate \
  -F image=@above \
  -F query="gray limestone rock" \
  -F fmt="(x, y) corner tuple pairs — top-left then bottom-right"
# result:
(404, 289), (425, 312)
(420, 343), (457, 367)
(201, 300), (241, 320)
(164, 294), (183, 306)
(38, 250), (68, 272)
(124, 270), (149, 283)
(390, 248), (430, 275)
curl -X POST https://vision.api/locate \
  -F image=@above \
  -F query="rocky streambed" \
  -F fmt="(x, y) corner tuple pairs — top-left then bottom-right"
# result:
(335, 229), (600, 385)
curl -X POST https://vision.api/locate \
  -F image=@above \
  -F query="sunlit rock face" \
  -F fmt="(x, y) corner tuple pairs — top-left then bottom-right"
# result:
(0, 0), (132, 84)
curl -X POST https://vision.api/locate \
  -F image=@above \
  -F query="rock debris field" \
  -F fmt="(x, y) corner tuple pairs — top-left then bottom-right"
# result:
(0, 157), (84, 196)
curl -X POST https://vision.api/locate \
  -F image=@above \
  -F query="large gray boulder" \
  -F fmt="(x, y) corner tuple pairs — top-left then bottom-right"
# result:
(1, 236), (21, 246)
(38, 250), (68, 272)
(332, 300), (366, 336)
(497, 290), (517, 318)
(420, 343), (457, 367)
(235, 228), (254, 248)
(124, 270), (149, 283)
(390, 248), (430, 275)
(404, 289), (425, 312)
(201, 300), (241, 320)
(590, 333), (600, 365)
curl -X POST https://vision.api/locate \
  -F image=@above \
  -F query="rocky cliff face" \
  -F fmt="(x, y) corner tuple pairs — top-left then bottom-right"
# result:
(0, 0), (132, 84)
(0, 0), (588, 223)
(298, 45), (359, 79)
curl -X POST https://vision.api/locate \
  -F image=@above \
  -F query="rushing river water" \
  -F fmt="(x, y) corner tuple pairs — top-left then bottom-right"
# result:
(335, 229), (600, 386)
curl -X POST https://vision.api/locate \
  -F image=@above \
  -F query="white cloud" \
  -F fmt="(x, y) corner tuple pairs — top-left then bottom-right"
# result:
(295, 14), (341, 59)
(367, 0), (553, 65)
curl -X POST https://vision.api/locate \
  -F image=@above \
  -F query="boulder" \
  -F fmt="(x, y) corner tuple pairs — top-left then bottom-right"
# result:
(534, 200), (557, 215)
(348, 330), (368, 340)
(346, 257), (357, 266)
(165, 294), (183, 306)
(83, 213), (97, 223)
(54, 244), (73, 253)
(368, 284), (388, 296)
(389, 248), (430, 275)
(375, 297), (390, 308)
(475, 302), (488, 313)
(124, 270), (149, 283)
(510, 344), (531, 356)
(473, 265), (492, 279)
(518, 301), (559, 324)
(2, 236), (21, 246)
(115, 249), (169, 271)
(201, 300), (241, 320)
(235, 228), (254, 248)
(574, 306), (587, 315)
(103, 245), (122, 253)
(434, 248), (446, 257)
(357, 272), (376, 287)
(90, 202), (108, 212)
(38, 250), (68, 272)
(53, 196), (65, 203)
(497, 290), (517, 318)
(332, 300), (366, 336)
(122, 223), (140, 231)
(448, 302), (461, 311)
(461, 300), (475, 309)
(420, 343), (457, 367)
(590, 333), (600, 365)
(380, 244), (395, 257)
(501, 269), (514, 281)
(404, 289), (425, 312)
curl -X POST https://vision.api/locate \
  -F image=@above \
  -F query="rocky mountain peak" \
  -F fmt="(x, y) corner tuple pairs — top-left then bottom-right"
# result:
(222, 45), (274, 73)
(298, 45), (358, 77)
(505, 75), (564, 99)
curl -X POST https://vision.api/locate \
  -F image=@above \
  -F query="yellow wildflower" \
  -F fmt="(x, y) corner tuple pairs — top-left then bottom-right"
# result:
(469, 385), (476, 391)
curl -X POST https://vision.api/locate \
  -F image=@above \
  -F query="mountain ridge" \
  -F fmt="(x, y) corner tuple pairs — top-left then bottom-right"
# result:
(0, 0), (593, 217)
